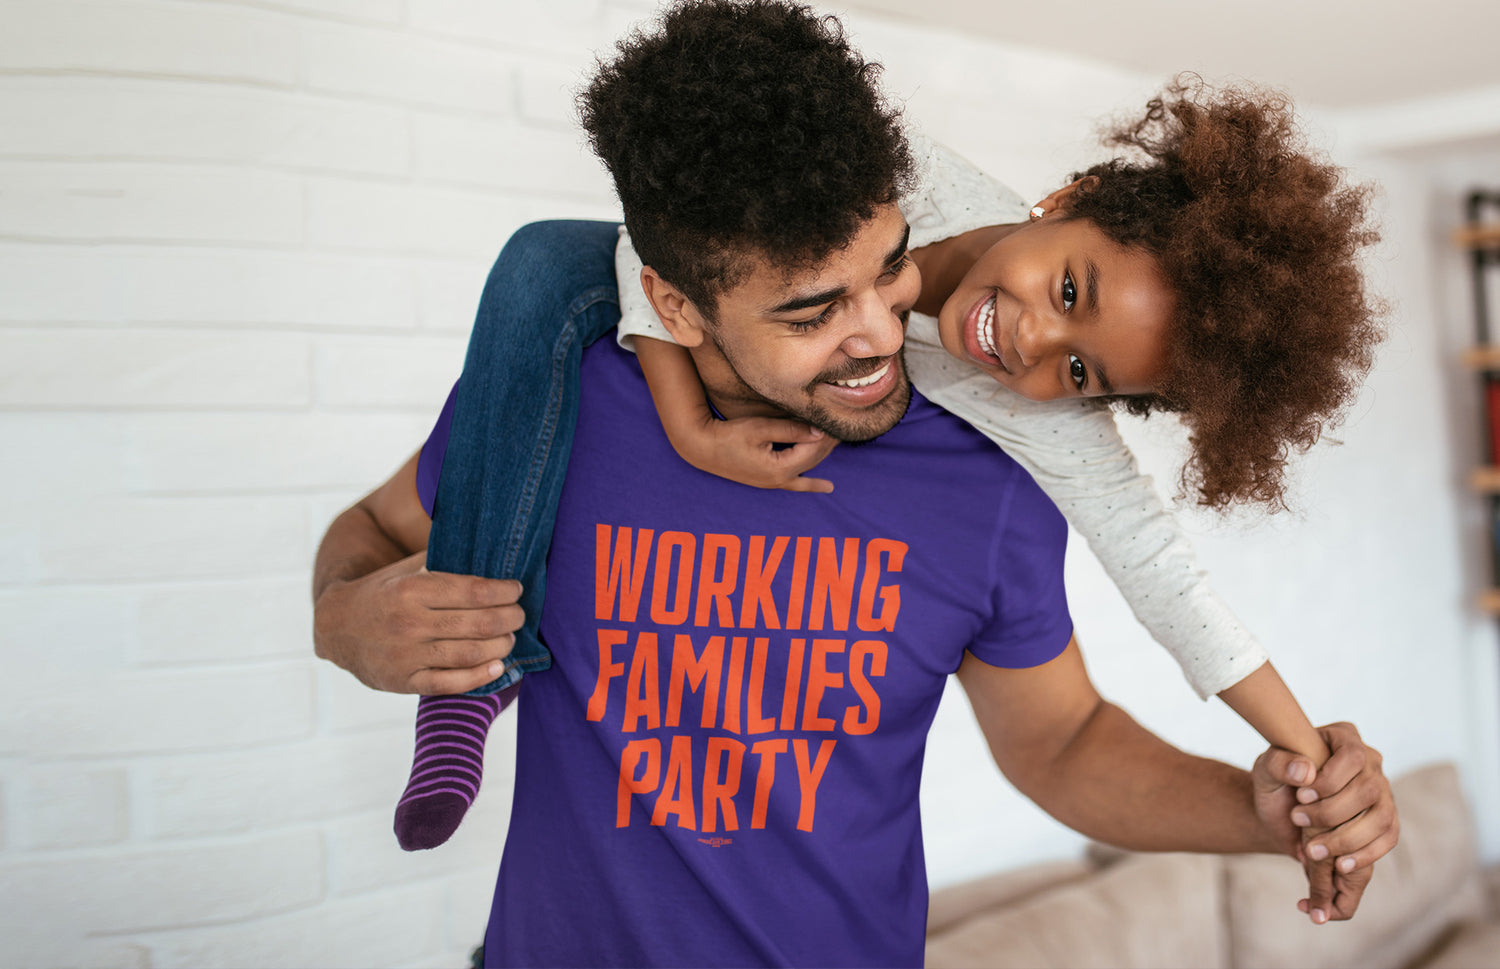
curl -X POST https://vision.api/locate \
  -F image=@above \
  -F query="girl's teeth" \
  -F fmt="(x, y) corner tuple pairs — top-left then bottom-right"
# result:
(976, 296), (997, 357)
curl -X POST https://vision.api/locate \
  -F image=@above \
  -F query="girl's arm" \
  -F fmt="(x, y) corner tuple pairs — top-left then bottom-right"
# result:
(633, 335), (836, 492)
(1220, 662), (1329, 764)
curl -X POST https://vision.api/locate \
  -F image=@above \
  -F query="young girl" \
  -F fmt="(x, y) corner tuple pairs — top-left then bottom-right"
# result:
(400, 79), (1383, 913)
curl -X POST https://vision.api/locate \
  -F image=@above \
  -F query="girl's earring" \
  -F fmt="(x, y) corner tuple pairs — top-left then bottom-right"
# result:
(1029, 205), (1046, 221)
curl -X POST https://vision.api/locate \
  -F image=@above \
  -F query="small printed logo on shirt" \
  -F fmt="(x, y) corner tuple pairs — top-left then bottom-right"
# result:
(697, 837), (733, 848)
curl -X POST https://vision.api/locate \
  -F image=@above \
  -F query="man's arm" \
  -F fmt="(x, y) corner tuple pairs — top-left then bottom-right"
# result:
(958, 638), (1397, 922)
(311, 451), (524, 695)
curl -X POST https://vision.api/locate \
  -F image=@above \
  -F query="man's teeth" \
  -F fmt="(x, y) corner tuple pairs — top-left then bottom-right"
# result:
(976, 296), (998, 358)
(831, 362), (890, 388)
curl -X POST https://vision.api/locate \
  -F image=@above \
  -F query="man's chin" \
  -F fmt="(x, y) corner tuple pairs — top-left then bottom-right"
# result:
(809, 380), (913, 444)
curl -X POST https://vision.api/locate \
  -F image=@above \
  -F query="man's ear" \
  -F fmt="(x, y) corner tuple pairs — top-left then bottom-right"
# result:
(1031, 175), (1100, 218)
(640, 267), (708, 349)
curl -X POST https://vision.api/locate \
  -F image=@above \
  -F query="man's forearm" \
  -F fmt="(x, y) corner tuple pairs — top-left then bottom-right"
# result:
(310, 452), (433, 678)
(1025, 700), (1281, 855)
(960, 645), (1288, 858)
(312, 501), (418, 603)
(311, 500), (426, 675)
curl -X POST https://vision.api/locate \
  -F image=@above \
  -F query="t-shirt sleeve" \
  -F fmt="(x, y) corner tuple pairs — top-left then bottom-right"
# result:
(967, 473), (1073, 669)
(899, 133), (1032, 251)
(614, 226), (676, 351)
(415, 381), (458, 518)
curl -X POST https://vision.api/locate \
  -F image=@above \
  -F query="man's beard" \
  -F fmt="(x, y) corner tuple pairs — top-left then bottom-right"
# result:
(706, 336), (913, 444)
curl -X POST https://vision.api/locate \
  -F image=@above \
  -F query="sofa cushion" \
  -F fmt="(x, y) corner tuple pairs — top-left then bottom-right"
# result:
(1420, 920), (1500, 969)
(927, 859), (1092, 936)
(1223, 762), (1487, 969)
(925, 851), (1227, 969)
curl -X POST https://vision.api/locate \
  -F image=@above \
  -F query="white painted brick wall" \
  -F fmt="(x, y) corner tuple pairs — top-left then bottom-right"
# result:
(515, 55), (597, 124)
(299, 19), (516, 112)
(138, 730), (412, 839)
(138, 882), (448, 969)
(410, 0), (614, 54)
(33, 497), (311, 582)
(414, 257), (496, 333)
(0, 587), (138, 674)
(0, 1), (302, 85)
(0, 665), (316, 756)
(3, 0), (1492, 966)
(0, 245), (422, 328)
(0, 78), (412, 176)
(312, 334), (466, 409)
(315, 664), (421, 734)
(134, 578), (316, 665)
(15, 767), (131, 850)
(303, 177), (525, 256)
(0, 162), (306, 245)
(125, 413), (431, 491)
(2, 330), (313, 408)
(3, 830), (325, 965)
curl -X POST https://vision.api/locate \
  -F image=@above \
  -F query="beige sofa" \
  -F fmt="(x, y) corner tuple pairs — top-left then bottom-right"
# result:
(927, 763), (1500, 969)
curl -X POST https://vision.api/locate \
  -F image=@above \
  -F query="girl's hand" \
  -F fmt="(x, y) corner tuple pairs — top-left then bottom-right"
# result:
(633, 335), (838, 491)
(681, 413), (838, 493)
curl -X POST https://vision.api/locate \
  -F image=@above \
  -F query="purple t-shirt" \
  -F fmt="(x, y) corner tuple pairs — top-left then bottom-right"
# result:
(416, 381), (456, 518)
(419, 339), (1071, 968)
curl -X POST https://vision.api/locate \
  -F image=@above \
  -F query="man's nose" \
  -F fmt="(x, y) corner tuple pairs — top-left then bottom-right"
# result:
(841, 292), (906, 359)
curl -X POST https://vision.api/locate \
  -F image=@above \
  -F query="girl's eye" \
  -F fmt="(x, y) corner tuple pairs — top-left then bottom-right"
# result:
(1061, 270), (1077, 311)
(787, 306), (834, 332)
(1068, 354), (1088, 391)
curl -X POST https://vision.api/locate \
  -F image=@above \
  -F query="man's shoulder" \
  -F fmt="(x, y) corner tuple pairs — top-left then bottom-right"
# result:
(889, 386), (1035, 480)
(832, 388), (1063, 539)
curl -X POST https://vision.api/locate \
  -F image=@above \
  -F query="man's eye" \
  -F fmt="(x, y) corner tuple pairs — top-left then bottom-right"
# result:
(1062, 270), (1076, 311)
(788, 307), (834, 332)
(882, 252), (912, 279)
(1068, 354), (1087, 391)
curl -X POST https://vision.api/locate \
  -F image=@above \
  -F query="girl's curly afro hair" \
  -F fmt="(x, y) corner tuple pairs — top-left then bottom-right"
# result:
(1067, 77), (1385, 511)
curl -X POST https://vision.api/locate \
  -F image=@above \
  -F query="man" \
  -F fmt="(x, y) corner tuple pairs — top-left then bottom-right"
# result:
(312, 2), (1394, 965)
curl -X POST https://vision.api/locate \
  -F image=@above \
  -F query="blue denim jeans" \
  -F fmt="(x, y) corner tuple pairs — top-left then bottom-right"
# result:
(426, 220), (624, 695)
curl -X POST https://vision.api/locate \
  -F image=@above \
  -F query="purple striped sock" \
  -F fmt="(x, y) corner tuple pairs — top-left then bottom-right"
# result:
(394, 686), (517, 851)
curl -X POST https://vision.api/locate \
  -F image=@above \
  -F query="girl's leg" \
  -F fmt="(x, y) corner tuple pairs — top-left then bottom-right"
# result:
(395, 220), (624, 850)
(395, 685), (517, 851)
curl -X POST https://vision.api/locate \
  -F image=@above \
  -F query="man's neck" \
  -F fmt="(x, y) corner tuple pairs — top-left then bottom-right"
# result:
(690, 348), (788, 423)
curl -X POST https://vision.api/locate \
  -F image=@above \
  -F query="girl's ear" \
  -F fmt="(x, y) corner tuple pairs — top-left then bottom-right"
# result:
(1032, 175), (1101, 218)
(640, 267), (708, 348)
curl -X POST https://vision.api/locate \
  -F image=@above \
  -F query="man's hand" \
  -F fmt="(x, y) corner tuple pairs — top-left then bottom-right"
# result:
(1252, 722), (1399, 924)
(313, 550), (524, 695)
